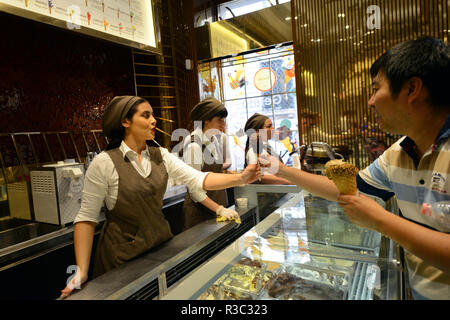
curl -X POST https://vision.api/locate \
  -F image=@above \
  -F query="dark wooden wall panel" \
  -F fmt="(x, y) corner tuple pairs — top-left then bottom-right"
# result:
(0, 12), (134, 134)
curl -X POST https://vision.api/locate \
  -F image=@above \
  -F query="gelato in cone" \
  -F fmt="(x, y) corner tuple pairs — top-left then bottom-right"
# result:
(325, 159), (359, 195)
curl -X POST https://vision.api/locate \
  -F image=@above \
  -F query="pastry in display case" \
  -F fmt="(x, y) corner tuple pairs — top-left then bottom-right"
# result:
(265, 272), (344, 300)
(196, 255), (369, 300)
(198, 257), (274, 300)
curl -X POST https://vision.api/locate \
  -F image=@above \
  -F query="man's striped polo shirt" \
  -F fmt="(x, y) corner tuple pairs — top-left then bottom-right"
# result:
(357, 115), (450, 300)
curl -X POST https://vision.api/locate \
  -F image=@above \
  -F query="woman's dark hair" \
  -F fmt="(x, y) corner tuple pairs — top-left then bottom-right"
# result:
(106, 98), (147, 150)
(214, 108), (228, 120)
(200, 108), (228, 127)
(370, 37), (450, 110)
(195, 108), (228, 129)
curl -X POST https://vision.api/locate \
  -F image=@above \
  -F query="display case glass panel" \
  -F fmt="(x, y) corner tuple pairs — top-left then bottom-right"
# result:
(163, 192), (400, 300)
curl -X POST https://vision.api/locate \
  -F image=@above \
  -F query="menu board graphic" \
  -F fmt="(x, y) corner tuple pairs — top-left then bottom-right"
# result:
(0, 0), (157, 50)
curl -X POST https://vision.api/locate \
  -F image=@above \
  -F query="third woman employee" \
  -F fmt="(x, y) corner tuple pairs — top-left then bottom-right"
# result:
(182, 97), (239, 231)
(244, 113), (290, 185)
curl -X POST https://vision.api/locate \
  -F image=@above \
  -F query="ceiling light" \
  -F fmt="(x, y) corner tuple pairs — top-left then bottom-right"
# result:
(285, 17), (291, 20)
(345, 25), (350, 29)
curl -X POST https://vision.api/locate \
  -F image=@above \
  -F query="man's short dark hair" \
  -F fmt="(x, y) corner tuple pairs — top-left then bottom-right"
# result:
(370, 37), (450, 110)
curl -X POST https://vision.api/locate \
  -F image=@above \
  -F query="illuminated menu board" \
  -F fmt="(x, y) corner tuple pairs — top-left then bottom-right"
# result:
(0, 0), (158, 52)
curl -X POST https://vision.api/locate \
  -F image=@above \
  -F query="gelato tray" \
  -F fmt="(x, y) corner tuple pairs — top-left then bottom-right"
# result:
(198, 258), (274, 300)
(198, 257), (351, 300)
(261, 263), (350, 300)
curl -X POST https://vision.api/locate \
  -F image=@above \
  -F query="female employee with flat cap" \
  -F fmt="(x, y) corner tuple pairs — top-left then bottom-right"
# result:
(60, 96), (260, 298)
(244, 113), (290, 184)
(182, 97), (238, 231)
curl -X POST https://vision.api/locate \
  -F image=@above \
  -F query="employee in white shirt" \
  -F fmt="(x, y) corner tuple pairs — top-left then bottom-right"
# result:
(244, 113), (291, 185)
(60, 96), (260, 298)
(182, 97), (238, 231)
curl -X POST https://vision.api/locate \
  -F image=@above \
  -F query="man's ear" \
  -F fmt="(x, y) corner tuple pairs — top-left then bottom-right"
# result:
(406, 77), (423, 103)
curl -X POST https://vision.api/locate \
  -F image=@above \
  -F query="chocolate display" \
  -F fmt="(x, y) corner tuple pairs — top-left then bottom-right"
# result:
(237, 257), (262, 268)
(198, 257), (349, 300)
(265, 272), (344, 300)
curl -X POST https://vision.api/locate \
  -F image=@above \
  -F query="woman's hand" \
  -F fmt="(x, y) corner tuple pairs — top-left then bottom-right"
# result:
(222, 162), (232, 170)
(59, 268), (88, 299)
(337, 193), (390, 231)
(259, 154), (286, 177)
(216, 206), (239, 219)
(241, 164), (261, 184)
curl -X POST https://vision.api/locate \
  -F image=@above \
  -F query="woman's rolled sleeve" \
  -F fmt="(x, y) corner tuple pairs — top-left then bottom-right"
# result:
(73, 156), (109, 224)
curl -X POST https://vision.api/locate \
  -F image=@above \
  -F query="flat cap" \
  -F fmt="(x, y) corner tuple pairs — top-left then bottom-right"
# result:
(102, 96), (147, 138)
(190, 97), (226, 121)
(244, 113), (269, 135)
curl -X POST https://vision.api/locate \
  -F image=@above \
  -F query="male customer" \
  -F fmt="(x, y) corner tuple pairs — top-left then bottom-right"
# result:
(267, 37), (450, 299)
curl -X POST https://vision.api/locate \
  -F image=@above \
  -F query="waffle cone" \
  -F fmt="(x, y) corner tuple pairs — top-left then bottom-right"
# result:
(325, 160), (359, 195)
(330, 175), (358, 195)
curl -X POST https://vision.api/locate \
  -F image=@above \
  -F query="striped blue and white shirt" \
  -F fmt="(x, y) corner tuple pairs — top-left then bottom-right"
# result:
(358, 115), (450, 300)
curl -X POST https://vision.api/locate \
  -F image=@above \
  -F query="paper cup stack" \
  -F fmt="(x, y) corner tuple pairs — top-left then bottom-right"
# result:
(324, 159), (359, 195)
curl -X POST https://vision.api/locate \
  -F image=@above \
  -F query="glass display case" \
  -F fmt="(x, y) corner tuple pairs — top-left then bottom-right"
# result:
(163, 192), (402, 300)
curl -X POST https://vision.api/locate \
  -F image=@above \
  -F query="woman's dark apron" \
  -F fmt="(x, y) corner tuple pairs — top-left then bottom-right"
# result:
(182, 135), (227, 231)
(92, 147), (172, 278)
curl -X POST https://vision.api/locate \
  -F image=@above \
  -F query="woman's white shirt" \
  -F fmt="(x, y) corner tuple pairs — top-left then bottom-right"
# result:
(74, 141), (208, 224)
(245, 141), (270, 164)
(245, 141), (271, 175)
(182, 127), (223, 203)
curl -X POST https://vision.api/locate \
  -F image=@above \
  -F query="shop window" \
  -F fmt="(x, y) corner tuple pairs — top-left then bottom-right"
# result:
(198, 43), (299, 171)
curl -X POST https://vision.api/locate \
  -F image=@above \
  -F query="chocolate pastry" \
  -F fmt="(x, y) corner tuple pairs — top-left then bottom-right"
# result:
(237, 257), (262, 268)
(266, 272), (344, 300)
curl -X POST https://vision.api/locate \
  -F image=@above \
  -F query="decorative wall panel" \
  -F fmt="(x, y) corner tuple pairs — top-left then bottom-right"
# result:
(0, 12), (134, 134)
(291, 0), (449, 168)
